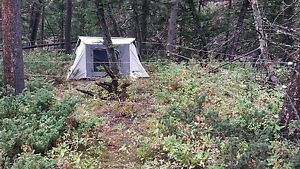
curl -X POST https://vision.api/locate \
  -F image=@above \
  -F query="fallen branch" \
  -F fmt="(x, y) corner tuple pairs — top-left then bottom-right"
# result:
(76, 88), (95, 97)
(95, 81), (113, 93)
(76, 65), (131, 101)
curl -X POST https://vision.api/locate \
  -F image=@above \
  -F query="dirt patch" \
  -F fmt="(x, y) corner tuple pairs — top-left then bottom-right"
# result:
(95, 100), (154, 169)
(66, 79), (158, 168)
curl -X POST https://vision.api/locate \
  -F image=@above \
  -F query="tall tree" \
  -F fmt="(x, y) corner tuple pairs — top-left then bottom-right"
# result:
(79, 0), (87, 35)
(166, 0), (179, 56)
(227, 0), (249, 57)
(279, 0), (300, 138)
(250, 0), (278, 84)
(107, 3), (121, 37)
(281, 0), (294, 61)
(64, 0), (73, 54)
(40, 2), (45, 44)
(59, 0), (64, 48)
(29, 0), (43, 46)
(140, 0), (149, 55)
(95, 0), (119, 75)
(222, 0), (232, 58)
(280, 54), (300, 139)
(130, 0), (142, 54)
(2, 0), (24, 94)
(186, 0), (207, 51)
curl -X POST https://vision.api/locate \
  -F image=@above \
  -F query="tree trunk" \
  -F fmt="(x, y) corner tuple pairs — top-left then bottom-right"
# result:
(131, 0), (142, 55)
(59, 0), (64, 48)
(79, 0), (86, 35)
(280, 54), (300, 139)
(280, 0), (300, 135)
(227, 0), (249, 57)
(140, 0), (149, 55)
(222, 0), (233, 60)
(186, 0), (207, 51)
(2, 0), (24, 94)
(281, 0), (294, 61)
(141, 0), (149, 42)
(95, 0), (119, 75)
(40, 3), (45, 44)
(29, 0), (43, 46)
(64, 0), (72, 54)
(166, 0), (179, 56)
(250, 0), (278, 84)
(107, 3), (121, 37)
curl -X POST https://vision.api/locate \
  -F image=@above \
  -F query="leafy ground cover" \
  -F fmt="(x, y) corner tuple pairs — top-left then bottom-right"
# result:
(0, 51), (298, 168)
(135, 62), (297, 168)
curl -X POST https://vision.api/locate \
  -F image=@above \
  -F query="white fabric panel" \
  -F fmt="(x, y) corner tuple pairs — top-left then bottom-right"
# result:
(129, 44), (150, 78)
(79, 36), (135, 45)
(67, 42), (87, 79)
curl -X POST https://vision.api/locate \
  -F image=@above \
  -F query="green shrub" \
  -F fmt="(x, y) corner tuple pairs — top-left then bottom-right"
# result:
(0, 87), (77, 167)
(11, 153), (56, 169)
(162, 135), (209, 168)
(25, 77), (54, 92)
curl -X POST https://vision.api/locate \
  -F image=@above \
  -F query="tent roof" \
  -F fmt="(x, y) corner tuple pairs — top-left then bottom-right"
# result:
(78, 36), (135, 45)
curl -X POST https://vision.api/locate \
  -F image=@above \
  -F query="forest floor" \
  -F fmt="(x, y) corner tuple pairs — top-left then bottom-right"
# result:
(55, 61), (297, 168)
(63, 77), (159, 168)
(69, 62), (300, 168)
(1, 52), (297, 168)
(96, 101), (145, 168)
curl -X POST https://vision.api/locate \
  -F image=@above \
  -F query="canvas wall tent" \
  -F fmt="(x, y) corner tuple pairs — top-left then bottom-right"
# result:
(67, 36), (149, 79)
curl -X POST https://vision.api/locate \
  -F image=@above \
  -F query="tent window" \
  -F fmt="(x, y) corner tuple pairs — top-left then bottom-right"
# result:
(93, 49), (109, 72)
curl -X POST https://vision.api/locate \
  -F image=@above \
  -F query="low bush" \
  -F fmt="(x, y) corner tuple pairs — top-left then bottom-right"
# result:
(25, 77), (54, 92)
(0, 86), (77, 168)
(10, 153), (56, 169)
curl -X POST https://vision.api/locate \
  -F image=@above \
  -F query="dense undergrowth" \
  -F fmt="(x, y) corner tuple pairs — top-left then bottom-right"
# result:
(136, 62), (297, 168)
(0, 51), (104, 168)
(0, 78), (73, 168)
(0, 79), (104, 168)
(0, 51), (298, 168)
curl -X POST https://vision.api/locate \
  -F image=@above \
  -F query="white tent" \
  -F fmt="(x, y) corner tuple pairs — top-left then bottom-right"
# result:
(67, 36), (149, 79)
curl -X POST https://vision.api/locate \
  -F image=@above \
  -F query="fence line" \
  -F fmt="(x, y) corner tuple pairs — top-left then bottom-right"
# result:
(0, 41), (78, 52)
(0, 66), (289, 79)
(0, 42), (297, 79)
(0, 52), (295, 65)
(0, 60), (296, 66)
(0, 41), (296, 65)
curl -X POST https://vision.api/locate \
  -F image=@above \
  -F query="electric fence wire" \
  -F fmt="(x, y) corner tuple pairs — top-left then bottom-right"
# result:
(0, 43), (297, 80)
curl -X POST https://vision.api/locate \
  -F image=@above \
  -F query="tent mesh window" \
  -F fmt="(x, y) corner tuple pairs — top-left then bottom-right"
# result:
(93, 49), (109, 72)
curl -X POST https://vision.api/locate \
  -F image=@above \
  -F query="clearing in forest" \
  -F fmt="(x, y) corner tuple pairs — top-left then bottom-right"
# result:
(0, 58), (297, 168)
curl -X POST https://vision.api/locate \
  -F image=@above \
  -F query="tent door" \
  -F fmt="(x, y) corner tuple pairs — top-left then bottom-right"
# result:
(93, 49), (109, 72)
